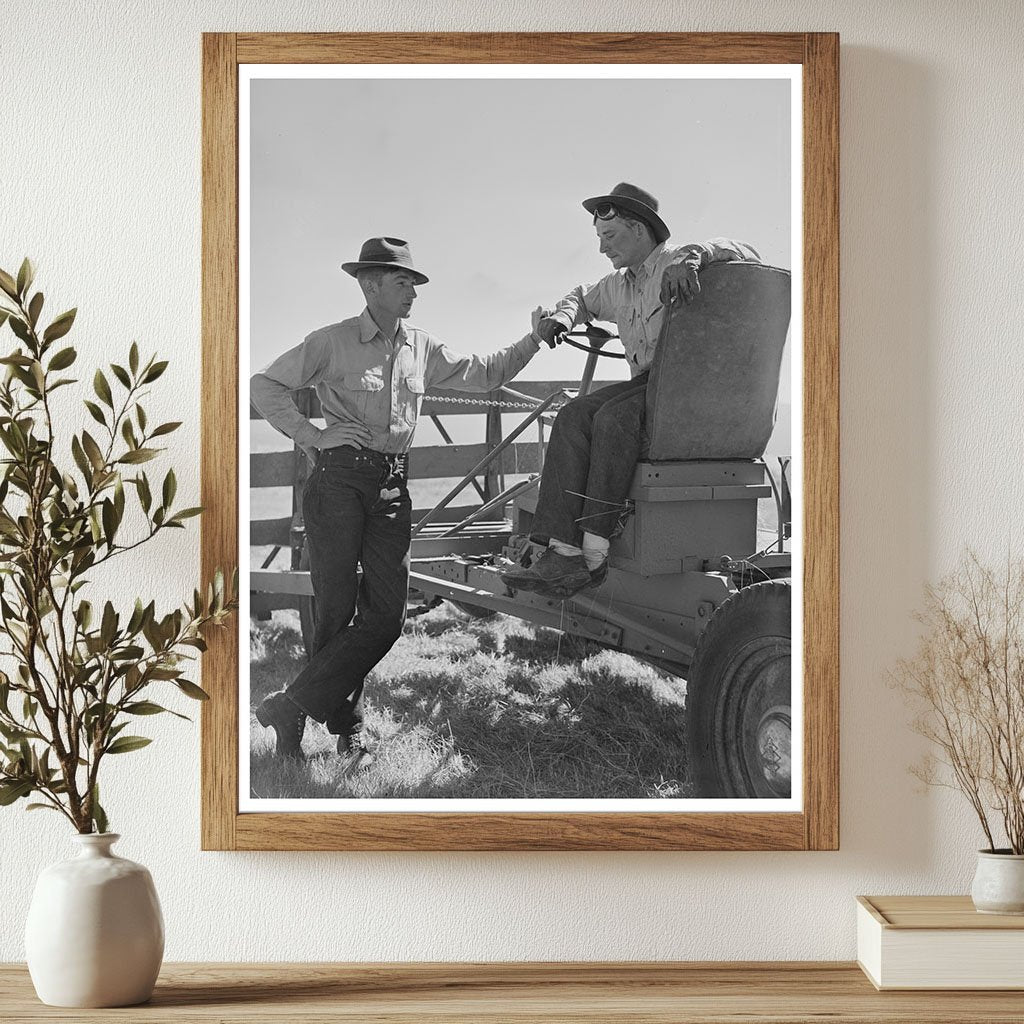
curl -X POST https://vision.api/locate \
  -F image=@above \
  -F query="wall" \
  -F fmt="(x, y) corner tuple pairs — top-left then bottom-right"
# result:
(2, 0), (1022, 961)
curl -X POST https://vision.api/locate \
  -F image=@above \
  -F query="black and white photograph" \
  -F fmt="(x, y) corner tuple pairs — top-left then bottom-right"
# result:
(240, 64), (800, 813)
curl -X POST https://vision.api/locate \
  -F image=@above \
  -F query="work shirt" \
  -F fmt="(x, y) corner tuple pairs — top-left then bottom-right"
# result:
(250, 308), (540, 454)
(549, 238), (761, 376)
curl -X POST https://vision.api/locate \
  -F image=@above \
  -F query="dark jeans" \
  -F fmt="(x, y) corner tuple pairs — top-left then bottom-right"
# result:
(286, 447), (411, 736)
(530, 372), (649, 547)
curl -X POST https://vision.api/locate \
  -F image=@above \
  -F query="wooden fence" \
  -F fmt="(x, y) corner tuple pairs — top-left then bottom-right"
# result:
(249, 380), (611, 617)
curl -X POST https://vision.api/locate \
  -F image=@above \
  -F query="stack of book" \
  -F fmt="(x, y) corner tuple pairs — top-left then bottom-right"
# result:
(857, 895), (1024, 990)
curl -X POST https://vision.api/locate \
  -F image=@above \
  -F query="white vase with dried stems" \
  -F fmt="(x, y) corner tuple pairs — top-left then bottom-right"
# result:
(895, 552), (1024, 914)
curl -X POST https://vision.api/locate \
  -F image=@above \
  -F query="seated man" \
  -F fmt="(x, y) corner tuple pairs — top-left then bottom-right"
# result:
(501, 182), (760, 598)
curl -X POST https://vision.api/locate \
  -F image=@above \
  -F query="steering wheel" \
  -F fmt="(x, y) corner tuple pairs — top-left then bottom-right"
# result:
(560, 324), (627, 360)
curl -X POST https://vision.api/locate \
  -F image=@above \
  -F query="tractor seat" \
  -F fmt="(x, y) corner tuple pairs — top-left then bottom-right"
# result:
(643, 261), (792, 464)
(611, 262), (791, 574)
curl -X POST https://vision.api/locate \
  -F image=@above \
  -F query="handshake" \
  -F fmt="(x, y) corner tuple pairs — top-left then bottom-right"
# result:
(530, 306), (568, 350)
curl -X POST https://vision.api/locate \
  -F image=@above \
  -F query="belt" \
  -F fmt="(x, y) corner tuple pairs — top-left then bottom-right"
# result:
(318, 445), (408, 476)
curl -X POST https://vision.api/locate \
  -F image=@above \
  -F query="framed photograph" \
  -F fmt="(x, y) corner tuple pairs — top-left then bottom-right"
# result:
(201, 32), (838, 851)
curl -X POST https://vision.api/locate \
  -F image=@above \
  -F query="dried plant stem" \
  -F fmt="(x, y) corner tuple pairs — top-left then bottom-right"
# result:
(895, 552), (1024, 854)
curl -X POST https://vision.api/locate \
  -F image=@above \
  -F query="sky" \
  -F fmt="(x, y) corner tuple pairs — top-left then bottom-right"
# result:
(246, 70), (795, 446)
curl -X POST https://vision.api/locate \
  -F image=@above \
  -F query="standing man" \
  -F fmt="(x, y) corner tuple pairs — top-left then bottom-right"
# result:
(501, 183), (760, 598)
(252, 237), (542, 760)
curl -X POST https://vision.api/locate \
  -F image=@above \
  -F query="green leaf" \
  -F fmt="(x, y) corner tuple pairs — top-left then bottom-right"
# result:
(175, 679), (210, 701)
(126, 598), (145, 635)
(129, 342), (139, 375)
(142, 360), (168, 383)
(0, 779), (33, 805)
(150, 421), (181, 438)
(8, 316), (32, 344)
(124, 700), (170, 716)
(136, 472), (152, 513)
(136, 404), (147, 432)
(81, 431), (105, 471)
(27, 292), (43, 329)
(93, 369), (113, 409)
(42, 308), (77, 344)
(110, 645), (145, 663)
(0, 352), (33, 366)
(71, 435), (92, 482)
(76, 600), (93, 631)
(47, 346), (77, 371)
(162, 468), (176, 508)
(16, 258), (34, 298)
(0, 722), (28, 743)
(101, 498), (116, 546)
(110, 363), (131, 389)
(147, 666), (180, 680)
(105, 736), (152, 755)
(121, 418), (137, 449)
(100, 601), (117, 647)
(26, 802), (61, 813)
(91, 785), (108, 834)
(168, 507), (202, 524)
(83, 400), (106, 427)
(0, 269), (18, 300)
(118, 448), (157, 465)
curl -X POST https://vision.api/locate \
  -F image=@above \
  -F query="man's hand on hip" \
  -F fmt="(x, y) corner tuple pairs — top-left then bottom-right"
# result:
(660, 260), (701, 306)
(317, 420), (373, 451)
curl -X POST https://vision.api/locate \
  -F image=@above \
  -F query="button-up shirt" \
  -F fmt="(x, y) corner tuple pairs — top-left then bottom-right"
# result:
(549, 238), (761, 376)
(250, 309), (540, 454)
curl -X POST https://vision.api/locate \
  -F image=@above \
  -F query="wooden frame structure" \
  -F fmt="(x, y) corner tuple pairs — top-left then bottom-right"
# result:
(201, 32), (839, 851)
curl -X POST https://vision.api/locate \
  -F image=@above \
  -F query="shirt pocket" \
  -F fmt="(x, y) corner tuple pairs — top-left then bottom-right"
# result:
(342, 368), (385, 421)
(400, 374), (425, 425)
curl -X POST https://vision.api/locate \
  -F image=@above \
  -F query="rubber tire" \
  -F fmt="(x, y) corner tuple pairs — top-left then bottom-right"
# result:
(686, 580), (792, 799)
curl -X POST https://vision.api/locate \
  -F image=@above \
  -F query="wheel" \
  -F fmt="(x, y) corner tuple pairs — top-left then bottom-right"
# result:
(686, 580), (791, 799)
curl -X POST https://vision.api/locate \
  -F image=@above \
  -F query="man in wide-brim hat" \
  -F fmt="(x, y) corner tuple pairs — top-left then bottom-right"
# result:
(251, 236), (544, 762)
(501, 182), (761, 598)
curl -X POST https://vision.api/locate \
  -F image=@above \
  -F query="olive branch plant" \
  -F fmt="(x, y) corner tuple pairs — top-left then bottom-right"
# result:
(0, 259), (236, 834)
(894, 552), (1024, 854)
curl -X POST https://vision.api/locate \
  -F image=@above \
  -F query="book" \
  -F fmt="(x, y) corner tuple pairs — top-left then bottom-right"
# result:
(857, 895), (1024, 990)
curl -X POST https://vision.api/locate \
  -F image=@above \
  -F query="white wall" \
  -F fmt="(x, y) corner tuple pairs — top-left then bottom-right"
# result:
(2, 0), (1022, 962)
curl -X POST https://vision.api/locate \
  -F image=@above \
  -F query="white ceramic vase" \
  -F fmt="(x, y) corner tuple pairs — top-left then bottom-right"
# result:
(970, 849), (1024, 915)
(24, 833), (164, 1007)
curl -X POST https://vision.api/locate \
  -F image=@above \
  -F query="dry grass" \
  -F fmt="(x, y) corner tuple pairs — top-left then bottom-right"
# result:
(249, 604), (692, 801)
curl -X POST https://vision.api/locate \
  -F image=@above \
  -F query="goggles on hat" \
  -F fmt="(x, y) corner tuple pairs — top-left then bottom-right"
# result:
(593, 202), (621, 220)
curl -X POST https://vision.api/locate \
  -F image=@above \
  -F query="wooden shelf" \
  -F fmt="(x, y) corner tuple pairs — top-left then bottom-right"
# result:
(3, 962), (1024, 1022)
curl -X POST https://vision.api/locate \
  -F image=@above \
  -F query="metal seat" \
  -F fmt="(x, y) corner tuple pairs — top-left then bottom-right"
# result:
(644, 261), (792, 462)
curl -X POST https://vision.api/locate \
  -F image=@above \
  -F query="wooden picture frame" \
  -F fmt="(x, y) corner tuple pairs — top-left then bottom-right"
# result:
(201, 32), (838, 851)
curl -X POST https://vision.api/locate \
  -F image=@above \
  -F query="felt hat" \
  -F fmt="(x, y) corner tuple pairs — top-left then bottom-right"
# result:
(582, 182), (670, 244)
(341, 237), (429, 285)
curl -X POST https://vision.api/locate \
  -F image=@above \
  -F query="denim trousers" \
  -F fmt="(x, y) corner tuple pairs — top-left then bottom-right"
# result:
(286, 446), (411, 736)
(530, 372), (649, 547)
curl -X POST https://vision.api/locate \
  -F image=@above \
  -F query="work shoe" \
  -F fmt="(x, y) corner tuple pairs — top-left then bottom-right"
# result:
(538, 558), (608, 599)
(336, 730), (375, 770)
(255, 691), (306, 759)
(500, 548), (593, 594)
